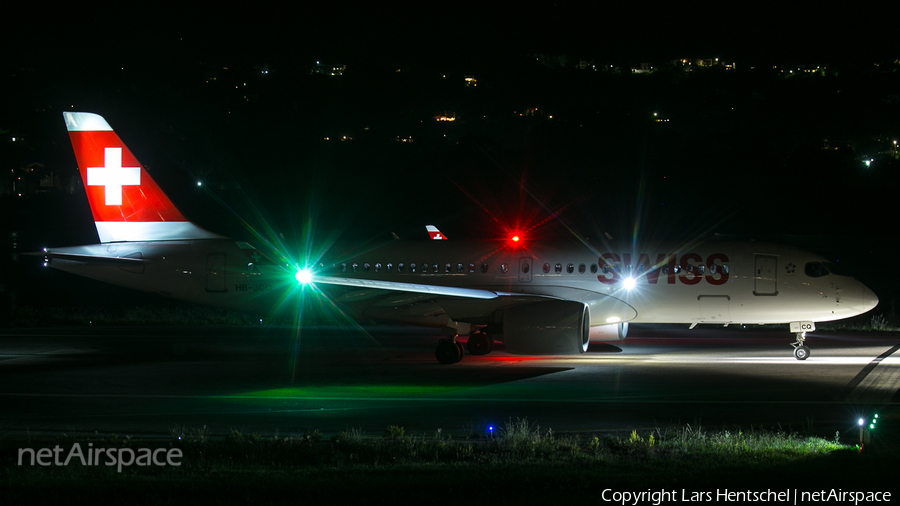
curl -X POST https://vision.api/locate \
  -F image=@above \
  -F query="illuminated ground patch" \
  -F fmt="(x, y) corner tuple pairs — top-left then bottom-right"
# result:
(229, 384), (469, 399)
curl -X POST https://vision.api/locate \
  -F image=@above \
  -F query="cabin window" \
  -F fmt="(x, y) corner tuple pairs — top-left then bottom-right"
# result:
(555, 263), (562, 273)
(590, 264), (598, 274)
(481, 263), (489, 273)
(501, 263), (509, 273)
(673, 265), (681, 274)
(421, 263), (428, 273)
(444, 263), (451, 273)
(722, 265), (730, 274)
(542, 263), (550, 273)
(364, 263), (371, 272)
(374, 263), (381, 272)
(468, 263), (475, 273)
(697, 265), (705, 275)
(410, 263), (416, 273)
(602, 265), (610, 274)
(522, 263), (530, 273)
(352, 263), (358, 273)
(398, 263), (404, 273)
(432, 263), (439, 273)
(709, 264), (716, 274)
(567, 263), (575, 274)
(386, 263), (393, 273)
(457, 263), (464, 273)
(578, 264), (586, 274)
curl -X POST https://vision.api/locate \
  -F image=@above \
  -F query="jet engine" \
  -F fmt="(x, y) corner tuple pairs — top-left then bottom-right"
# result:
(589, 322), (629, 341)
(500, 300), (590, 355)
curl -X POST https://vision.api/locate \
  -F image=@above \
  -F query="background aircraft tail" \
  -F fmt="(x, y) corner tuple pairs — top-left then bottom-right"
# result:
(64, 112), (222, 243)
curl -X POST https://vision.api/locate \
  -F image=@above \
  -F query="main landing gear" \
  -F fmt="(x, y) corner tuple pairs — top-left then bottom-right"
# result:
(791, 332), (810, 361)
(435, 337), (464, 364)
(466, 331), (494, 356)
(435, 332), (495, 364)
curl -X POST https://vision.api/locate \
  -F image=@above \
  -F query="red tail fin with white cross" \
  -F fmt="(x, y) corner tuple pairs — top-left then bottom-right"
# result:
(426, 225), (447, 240)
(64, 112), (222, 243)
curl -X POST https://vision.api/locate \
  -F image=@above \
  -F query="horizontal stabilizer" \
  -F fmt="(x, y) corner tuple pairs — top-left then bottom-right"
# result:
(32, 251), (149, 265)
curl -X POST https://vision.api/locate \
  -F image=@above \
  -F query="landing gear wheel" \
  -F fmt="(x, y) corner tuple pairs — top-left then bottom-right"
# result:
(436, 339), (463, 364)
(466, 332), (493, 356)
(791, 332), (810, 361)
(455, 342), (465, 360)
(793, 345), (810, 361)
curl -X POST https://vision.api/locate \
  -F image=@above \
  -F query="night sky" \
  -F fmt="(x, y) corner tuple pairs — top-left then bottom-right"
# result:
(3, 4), (900, 313)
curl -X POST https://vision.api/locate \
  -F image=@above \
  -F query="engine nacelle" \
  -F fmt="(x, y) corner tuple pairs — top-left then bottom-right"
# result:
(500, 300), (590, 355)
(589, 322), (629, 342)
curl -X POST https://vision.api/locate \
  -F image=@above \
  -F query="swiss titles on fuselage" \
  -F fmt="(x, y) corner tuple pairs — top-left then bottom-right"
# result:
(598, 253), (729, 286)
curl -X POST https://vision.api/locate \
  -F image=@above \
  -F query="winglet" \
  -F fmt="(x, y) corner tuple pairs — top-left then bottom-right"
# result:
(426, 225), (447, 240)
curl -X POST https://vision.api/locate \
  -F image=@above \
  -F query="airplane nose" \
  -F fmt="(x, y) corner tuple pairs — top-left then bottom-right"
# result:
(862, 287), (879, 312)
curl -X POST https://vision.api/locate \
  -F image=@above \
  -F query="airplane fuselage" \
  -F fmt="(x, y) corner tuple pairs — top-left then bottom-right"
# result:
(48, 238), (877, 330)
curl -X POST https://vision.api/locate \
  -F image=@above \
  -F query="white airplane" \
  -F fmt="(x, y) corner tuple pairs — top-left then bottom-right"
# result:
(43, 112), (879, 364)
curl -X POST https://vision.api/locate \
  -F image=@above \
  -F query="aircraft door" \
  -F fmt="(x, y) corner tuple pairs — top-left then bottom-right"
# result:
(753, 255), (778, 296)
(518, 257), (532, 283)
(206, 254), (227, 292)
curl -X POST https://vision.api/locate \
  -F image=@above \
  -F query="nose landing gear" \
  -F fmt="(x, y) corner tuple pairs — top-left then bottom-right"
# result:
(791, 332), (810, 360)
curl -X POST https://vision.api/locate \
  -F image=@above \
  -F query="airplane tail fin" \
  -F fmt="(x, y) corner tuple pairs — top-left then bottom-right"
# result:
(426, 225), (447, 240)
(64, 112), (223, 243)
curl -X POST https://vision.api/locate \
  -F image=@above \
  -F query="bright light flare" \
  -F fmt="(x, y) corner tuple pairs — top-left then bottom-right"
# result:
(511, 235), (520, 242)
(295, 269), (313, 284)
(622, 277), (636, 290)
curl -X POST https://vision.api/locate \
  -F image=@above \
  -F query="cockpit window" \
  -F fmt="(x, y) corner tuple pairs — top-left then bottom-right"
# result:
(804, 262), (829, 278)
(823, 261), (848, 276)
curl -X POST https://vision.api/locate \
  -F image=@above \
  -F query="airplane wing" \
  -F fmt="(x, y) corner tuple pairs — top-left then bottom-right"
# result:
(310, 275), (539, 300)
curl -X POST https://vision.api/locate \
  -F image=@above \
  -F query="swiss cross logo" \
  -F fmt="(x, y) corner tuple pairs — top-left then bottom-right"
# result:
(87, 147), (141, 206)
(433, 233), (443, 239)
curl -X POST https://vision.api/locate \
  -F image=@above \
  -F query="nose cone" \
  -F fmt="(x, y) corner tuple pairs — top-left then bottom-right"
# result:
(862, 285), (879, 312)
